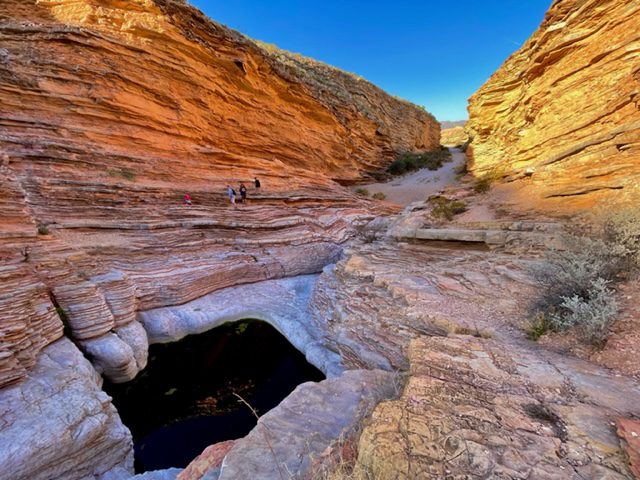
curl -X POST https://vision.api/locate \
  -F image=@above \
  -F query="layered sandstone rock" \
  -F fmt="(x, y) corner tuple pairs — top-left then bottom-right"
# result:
(0, 338), (132, 480)
(306, 207), (640, 479)
(354, 336), (640, 479)
(0, 0), (438, 387)
(440, 125), (468, 147)
(310, 236), (539, 371)
(467, 0), (640, 211)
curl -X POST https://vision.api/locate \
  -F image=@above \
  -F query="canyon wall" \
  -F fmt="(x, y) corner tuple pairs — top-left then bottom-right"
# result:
(467, 0), (640, 211)
(0, 0), (439, 388)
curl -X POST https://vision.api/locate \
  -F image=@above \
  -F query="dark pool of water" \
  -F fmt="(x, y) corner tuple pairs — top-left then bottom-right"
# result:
(103, 320), (325, 473)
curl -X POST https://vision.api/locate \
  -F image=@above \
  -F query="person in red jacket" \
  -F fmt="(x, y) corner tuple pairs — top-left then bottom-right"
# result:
(184, 193), (192, 206)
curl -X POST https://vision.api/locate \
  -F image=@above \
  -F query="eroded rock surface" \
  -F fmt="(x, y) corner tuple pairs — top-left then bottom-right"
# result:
(215, 369), (396, 480)
(305, 210), (640, 479)
(310, 238), (538, 371)
(618, 419), (640, 478)
(467, 0), (640, 211)
(0, 338), (132, 480)
(177, 441), (235, 480)
(354, 336), (640, 479)
(139, 274), (343, 377)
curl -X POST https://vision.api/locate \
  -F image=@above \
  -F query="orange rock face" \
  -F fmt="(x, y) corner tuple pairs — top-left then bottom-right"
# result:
(0, 0), (438, 387)
(618, 418), (640, 478)
(467, 0), (640, 211)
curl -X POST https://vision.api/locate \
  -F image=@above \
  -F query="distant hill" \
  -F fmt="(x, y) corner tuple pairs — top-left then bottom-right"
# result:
(440, 120), (467, 129)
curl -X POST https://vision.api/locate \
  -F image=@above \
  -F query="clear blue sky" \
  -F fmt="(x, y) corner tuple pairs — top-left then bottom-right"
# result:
(189, 1), (551, 121)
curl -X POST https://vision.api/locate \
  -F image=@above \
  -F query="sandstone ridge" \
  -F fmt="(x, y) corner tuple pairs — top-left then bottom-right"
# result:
(467, 0), (640, 211)
(0, 0), (439, 388)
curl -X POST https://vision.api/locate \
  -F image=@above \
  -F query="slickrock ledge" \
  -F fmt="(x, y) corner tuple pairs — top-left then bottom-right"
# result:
(467, 0), (640, 211)
(0, 338), (133, 480)
(310, 238), (538, 371)
(354, 336), (640, 479)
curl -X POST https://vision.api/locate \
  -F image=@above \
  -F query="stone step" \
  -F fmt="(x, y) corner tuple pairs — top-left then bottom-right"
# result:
(395, 225), (562, 248)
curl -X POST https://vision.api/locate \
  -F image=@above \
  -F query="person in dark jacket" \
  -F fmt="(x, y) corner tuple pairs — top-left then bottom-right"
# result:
(254, 177), (261, 189)
(239, 183), (247, 203)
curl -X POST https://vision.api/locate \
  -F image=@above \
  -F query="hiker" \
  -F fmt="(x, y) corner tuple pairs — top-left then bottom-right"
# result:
(227, 185), (236, 205)
(239, 183), (247, 203)
(254, 177), (261, 190)
(183, 193), (192, 206)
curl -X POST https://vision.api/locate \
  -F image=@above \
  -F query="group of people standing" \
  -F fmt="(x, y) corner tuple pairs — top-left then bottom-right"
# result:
(183, 177), (261, 207)
(227, 177), (260, 205)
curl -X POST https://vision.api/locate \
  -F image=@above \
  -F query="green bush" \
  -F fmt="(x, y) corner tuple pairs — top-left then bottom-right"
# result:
(108, 167), (136, 182)
(387, 158), (408, 175)
(355, 187), (370, 197)
(473, 178), (491, 193)
(525, 312), (551, 341)
(387, 148), (452, 176)
(37, 224), (49, 235)
(602, 209), (640, 274)
(372, 192), (386, 200)
(430, 196), (467, 221)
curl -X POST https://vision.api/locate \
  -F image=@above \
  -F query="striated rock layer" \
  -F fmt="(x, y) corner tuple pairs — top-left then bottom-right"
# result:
(0, 338), (132, 480)
(467, 0), (640, 211)
(355, 336), (640, 479)
(0, 0), (438, 388)
(440, 125), (468, 147)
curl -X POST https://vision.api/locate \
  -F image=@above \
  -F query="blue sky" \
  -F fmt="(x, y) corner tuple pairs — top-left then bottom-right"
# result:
(190, 1), (551, 121)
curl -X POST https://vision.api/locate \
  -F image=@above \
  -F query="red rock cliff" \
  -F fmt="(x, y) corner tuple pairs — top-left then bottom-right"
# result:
(0, 0), (439, 387)
(467, 0), (640, 211)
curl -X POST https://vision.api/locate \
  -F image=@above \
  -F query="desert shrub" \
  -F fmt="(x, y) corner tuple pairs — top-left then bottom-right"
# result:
(473, 178), (491, 193)
(602, 209), (640, 274)
(37, 224), (49, 235)
(423, 147), (452, 171)
(472, 165), (508, 193)
(525, 312), (551, 341)
(108, 167), (136, 181)
(529, 210), (640, 344)
(549, 278), (618, 345)
(429, 196), (467, 221)
(387, 148), (452, 175)
(533, 235), (625, 309)
(355, 187), (370, 197)
(454, 162), (468, 176)
(372, 192), (386, 200)
(387, 158), (407, 175)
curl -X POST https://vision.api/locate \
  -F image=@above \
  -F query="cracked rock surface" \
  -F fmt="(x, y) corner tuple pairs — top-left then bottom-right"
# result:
(354, 336), (640, 479)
